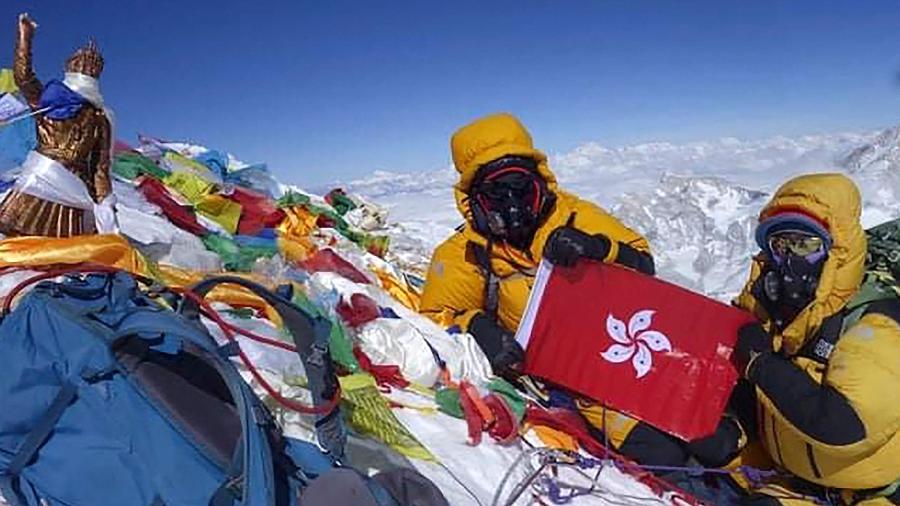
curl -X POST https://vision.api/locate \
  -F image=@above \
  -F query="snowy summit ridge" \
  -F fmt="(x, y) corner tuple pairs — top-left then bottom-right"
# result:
(343, 126), (900, 300)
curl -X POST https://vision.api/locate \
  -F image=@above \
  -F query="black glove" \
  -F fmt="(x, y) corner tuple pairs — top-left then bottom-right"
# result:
(468, 313), (525, 373)
(733, 322), (772, 380)
(543, 227), (611, 267)
(687, 416), (745, 467)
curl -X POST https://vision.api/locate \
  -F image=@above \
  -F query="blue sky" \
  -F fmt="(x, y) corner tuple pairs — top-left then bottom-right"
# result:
(2, 0), (899, 185)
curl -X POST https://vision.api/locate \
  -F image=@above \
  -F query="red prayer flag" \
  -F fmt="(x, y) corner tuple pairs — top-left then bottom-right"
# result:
(515, 261), (754, 440)
(299, 248), (371, 285)
(136, 177), (207, 236)
(225, 186), (286, 236)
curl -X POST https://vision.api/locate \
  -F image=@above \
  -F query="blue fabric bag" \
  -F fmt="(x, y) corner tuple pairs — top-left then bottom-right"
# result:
(0, 272), (342, 506)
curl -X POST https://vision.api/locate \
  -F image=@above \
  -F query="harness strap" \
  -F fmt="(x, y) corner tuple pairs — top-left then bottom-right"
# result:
(798, 296), (899, 366)
(471, 241), (500, 319)
(797, 311), (845, 364)
(864, 298), (900, 323)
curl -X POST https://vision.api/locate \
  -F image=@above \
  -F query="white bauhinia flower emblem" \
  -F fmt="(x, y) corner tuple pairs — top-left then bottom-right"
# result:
(600, 310), (672, 378)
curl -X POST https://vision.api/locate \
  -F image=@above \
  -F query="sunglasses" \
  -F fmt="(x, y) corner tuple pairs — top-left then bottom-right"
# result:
(767, 230), (826, 261)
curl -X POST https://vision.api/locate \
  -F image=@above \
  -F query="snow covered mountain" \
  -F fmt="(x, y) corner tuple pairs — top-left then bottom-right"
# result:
(343, 126), (900, 301)
(838, 125), (900, 226)
(842, 126), (900, 174)
(612, 174), (766, 299)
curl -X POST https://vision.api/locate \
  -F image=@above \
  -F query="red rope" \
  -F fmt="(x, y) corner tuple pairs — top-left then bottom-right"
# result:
(3, 264), (339, 416)
(219, 318), (298, 353)
(173, 287), (341, 416)
(1, 264), (120, 315)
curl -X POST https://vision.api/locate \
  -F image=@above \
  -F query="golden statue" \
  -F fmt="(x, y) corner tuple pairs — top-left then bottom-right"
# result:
(0, 13), (115, 238)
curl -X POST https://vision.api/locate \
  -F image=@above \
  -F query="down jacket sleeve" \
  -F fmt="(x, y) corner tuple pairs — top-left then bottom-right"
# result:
(419, 233), (487, 332)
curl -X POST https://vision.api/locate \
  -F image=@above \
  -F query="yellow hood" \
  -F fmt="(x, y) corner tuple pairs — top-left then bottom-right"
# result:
(450, 113), (558, 230)
(741, 173), (867, 354)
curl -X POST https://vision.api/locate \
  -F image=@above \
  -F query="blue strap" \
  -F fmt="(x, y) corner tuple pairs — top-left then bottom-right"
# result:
(208, 437), (244, 506)
(208, 476), (241, 506)
(216, 341), (241, 359)
(8, 382), (77, 475)
(0, 381), (77, 506)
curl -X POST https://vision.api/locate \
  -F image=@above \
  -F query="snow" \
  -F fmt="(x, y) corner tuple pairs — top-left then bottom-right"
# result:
(346, 126), (900, 302)
(1, 125), (896, 506)
(334, 126), (900, 504)
(302, 127), (899, 504)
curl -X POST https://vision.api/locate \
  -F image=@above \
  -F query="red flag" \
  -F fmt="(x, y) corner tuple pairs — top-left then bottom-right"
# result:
(516, 261), (753, 441)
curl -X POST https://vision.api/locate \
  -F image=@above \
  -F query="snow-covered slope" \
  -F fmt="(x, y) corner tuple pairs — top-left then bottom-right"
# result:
(842, 126), (900, 174)
(344, 127), (900, 301)
(613, 174), (766, 299)
(839, 126), (900, 226)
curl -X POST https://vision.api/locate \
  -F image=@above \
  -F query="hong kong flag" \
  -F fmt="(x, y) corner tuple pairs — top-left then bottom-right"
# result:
(515, 261), (754, 441)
